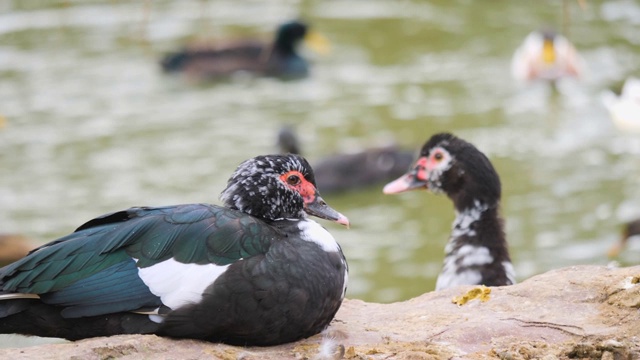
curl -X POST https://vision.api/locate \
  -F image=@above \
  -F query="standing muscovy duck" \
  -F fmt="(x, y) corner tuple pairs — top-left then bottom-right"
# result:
(161, 20), (329, 81)
(0, 154), (349, 346)
(383, 133), (515, 290)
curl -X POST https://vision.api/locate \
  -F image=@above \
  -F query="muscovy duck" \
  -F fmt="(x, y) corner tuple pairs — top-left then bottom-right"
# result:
(0, 154), (349, 346)
(511, 29), (584, 83)
(161, 20), (329, 81)
(277, 126), (415, 194)
(608, 218), (640, 258)
(383, 133), (515, 290)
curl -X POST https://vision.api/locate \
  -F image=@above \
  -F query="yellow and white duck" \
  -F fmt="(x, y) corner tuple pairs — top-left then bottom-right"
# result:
(511, 29), (585, 83)
(601, 77), (640, 133)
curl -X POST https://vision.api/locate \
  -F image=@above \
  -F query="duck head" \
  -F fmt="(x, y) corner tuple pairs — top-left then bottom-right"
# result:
(275, 21), (330, 56)
(383, 133), (501, 211)
(221, 154), (349, 226)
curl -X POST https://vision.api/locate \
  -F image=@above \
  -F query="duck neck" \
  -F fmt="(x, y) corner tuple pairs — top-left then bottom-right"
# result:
(273, 39), (296, 56)
(436, 199), (514, 290)
(446, 199), (509, 259)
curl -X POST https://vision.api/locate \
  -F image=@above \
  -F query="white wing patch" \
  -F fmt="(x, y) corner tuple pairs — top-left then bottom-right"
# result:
(135, 258), (230, 311)
(297, 219), (341, 252)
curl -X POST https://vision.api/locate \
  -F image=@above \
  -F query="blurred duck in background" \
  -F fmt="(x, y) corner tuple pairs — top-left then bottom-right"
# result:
(161, 20), (330, 82)
(608, 219), (640, 259)
(0, 234), (35, 267)
(511, 29), (585, 84)
(277, 126), (414, 195)
(601, 77), (640, 133)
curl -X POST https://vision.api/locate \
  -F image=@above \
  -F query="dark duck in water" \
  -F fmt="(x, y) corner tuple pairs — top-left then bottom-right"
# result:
(608, 218), (640, 258)
(278, 126), (414, 194)
(383, 133), (515, 290)
(161, 20), (329, 81)
(0, 154), (349, 346)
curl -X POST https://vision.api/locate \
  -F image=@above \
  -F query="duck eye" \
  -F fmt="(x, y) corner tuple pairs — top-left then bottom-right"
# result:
(433, 152), (444, 161)
(287, 174), (301, 185)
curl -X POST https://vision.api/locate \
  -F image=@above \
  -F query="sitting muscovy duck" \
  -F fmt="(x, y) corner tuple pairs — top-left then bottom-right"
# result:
(277, 126), (415, 194)
(511, 29), (585, 84)
(0, 154), (349, 346)
(161, 20), (329, 81)
(608, 218), (640, 258)
(383, 133), (515, 290)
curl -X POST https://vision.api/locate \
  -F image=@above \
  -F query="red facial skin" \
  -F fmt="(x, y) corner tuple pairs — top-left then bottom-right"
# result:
(279, 170), (316, 204)
(414, 157), (429, 182)
(279, 170), (350, 227)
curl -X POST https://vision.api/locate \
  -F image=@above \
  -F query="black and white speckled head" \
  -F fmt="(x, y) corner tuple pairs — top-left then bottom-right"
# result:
(220, 154), (349, 225)
(384, 133), (501, 211)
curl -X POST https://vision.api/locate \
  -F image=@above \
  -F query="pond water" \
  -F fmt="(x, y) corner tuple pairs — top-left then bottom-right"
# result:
(1, 0), (639, 306)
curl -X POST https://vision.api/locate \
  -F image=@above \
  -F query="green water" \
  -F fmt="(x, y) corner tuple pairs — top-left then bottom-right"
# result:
(1, 0), (639, 306)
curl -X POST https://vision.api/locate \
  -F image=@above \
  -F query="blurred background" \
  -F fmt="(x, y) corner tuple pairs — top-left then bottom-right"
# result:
(0, 0), (639, 303)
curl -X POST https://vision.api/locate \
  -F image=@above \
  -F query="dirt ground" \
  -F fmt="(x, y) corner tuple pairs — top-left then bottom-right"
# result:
(0, 265), (638, 359)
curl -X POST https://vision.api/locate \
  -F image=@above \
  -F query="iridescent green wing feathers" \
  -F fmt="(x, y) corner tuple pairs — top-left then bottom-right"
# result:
(0, 204), (278, 295)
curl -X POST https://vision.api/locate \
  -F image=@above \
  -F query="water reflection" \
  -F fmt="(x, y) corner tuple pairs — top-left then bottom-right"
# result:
(0, 0), (639, 304)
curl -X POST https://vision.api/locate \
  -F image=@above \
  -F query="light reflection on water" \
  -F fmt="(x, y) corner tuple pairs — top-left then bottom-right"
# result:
(1, 0), (639, 307)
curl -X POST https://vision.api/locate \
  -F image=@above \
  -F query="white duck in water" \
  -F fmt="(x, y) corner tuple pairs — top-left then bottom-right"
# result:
(602, 77), (640, 133)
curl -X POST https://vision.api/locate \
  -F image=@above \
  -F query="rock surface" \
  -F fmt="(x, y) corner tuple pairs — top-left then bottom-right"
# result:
(0, 265), (638, 359)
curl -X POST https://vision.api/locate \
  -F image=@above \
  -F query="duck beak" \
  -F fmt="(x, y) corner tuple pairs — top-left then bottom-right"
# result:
(542, 39), (556, 64)
(383, 166), (427, 194)
(304, 30), (331, 56)
(304, 193), (350, 228)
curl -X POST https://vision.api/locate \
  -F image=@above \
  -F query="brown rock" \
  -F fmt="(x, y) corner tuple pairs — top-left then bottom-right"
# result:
(0, 265), (638, 359)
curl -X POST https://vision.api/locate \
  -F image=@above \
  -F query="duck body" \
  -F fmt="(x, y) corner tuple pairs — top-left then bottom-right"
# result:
(313, 147), (415, 194)
(0, 154), (349, 345)
(511, 29), (584, 83)
(161, 21), (323, 81)
(277, 126), (414, 194)
(383, 133), (514, 290)
(162, 41), (308, 80)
